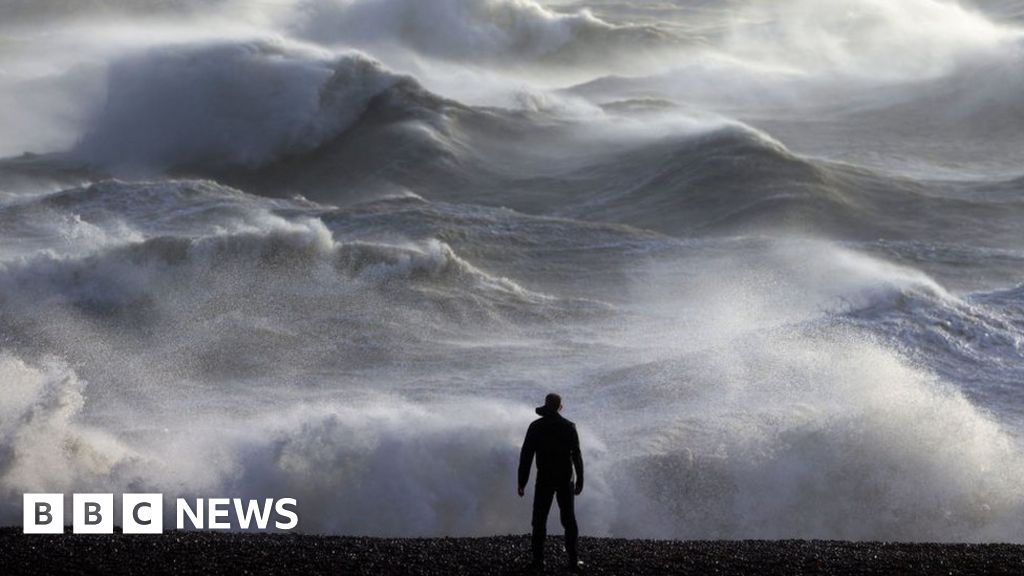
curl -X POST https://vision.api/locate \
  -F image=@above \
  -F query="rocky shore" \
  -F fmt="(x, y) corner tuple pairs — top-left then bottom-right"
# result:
(2, 529), (1023, 575)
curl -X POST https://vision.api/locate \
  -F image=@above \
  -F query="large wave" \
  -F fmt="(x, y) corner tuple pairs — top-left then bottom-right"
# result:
(75, 39), (406, 172)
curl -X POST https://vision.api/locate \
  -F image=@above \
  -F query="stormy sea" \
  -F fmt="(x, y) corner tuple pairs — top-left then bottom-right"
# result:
(1, 0), (1023, 543)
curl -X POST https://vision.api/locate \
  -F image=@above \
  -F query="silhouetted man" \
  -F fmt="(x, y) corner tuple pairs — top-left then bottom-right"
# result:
(518, 393), (584, 572)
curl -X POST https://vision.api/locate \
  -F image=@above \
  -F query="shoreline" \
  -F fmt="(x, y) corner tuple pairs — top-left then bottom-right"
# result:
(3, 529), (1024, 575)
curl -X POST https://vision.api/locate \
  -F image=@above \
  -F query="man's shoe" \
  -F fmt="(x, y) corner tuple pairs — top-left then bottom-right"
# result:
(530, 560), (544, 573)
(567, 560), (584, 573)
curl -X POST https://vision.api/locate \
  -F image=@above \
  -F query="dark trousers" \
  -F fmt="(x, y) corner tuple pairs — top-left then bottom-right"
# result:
(531, 481), (578, 565)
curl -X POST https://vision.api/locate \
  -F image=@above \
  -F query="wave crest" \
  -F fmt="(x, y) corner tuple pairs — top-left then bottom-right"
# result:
(292, 0), (672, 66)
(77, 39), (407, 172)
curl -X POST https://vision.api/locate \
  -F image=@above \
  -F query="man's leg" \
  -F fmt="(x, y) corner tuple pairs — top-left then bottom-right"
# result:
(532, 483), (556, 566)
(555, 482), (579, 565)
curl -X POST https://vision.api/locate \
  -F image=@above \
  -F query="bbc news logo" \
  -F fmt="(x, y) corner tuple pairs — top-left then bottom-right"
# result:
(23, 494), (298, 534)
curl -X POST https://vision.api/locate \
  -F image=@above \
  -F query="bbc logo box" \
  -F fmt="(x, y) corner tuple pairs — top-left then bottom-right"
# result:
(24, 493), (164, 534)
(23, 494), (63, 534)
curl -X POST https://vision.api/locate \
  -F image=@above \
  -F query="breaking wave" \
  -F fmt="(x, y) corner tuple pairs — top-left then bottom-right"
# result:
(4, 325), (1024, 541)
(76, 39), (407, 172)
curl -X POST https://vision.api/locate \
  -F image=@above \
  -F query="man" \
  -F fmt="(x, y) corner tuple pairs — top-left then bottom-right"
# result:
(518, 393), (584, 572)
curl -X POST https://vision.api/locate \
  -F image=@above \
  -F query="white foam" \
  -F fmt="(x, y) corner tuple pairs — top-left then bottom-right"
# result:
(725, 0), (1017, 80)
(291, 0), (615, 63)
(0, 355), (134, 511)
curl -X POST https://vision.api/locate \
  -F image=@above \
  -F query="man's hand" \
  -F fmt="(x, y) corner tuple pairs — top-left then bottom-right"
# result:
(518, 485), (525, 497)
(574, 479), (584, 496)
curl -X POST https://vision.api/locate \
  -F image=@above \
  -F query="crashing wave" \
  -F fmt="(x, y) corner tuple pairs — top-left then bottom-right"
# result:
(76, 39), (410, 172)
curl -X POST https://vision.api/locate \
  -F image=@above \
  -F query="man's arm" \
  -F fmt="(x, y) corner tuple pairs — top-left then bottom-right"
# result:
(571, 425), (584, 495)
(518, 424), (536, 496)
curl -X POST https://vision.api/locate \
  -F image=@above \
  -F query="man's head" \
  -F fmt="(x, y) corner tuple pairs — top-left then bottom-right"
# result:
(544, 393), (562, 412)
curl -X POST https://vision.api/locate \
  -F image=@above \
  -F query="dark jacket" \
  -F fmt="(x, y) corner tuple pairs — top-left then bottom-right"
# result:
(518, 407), (584, 489)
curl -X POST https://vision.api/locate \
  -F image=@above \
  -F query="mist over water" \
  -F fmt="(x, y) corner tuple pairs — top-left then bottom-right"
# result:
(2, 0), (1024, 541)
